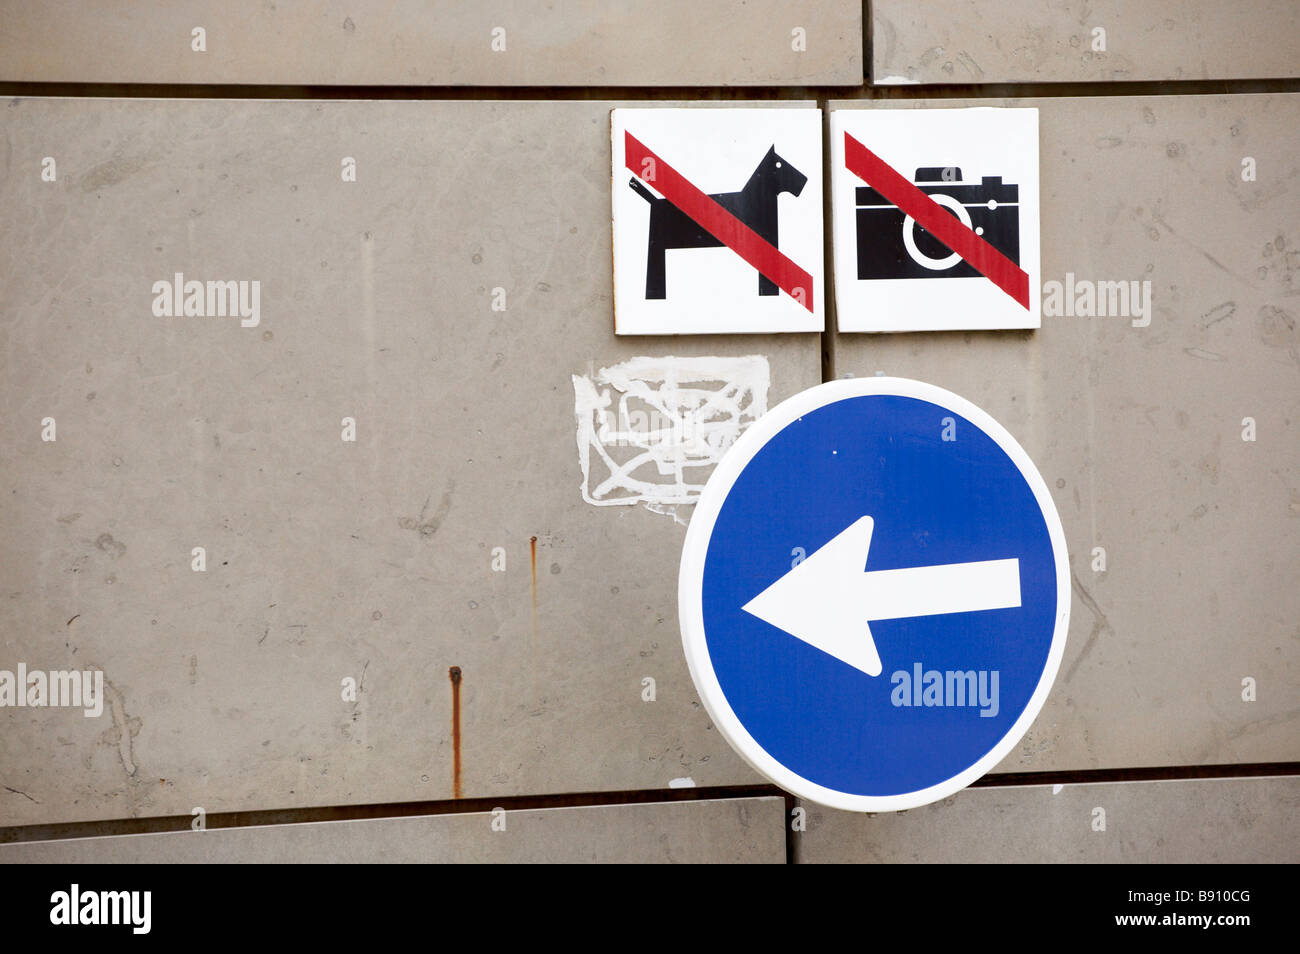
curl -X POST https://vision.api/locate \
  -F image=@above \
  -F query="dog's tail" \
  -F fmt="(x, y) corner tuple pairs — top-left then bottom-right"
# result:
(628, 177), (658, 203)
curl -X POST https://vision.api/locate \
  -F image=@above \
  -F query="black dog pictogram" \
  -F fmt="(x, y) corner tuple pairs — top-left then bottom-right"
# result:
(629, 145), (807, 299)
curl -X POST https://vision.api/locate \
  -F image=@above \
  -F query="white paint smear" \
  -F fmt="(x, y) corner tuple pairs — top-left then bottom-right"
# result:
(669, 777), (697, 789)
(573, 355), (770, 512)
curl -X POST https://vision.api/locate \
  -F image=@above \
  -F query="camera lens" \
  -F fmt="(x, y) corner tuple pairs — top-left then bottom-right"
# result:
(902, 193), (972, 270)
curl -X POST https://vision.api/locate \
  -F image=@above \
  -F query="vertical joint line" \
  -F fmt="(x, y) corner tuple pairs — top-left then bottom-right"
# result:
(862, 0), (872, 86)
(819, 99), (837, 383)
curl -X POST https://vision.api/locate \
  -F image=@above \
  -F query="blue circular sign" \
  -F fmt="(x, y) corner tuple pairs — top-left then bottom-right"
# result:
(679, 378), (1070, 811)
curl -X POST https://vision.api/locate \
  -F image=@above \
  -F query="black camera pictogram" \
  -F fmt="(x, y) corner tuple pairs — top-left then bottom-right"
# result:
(855, 166), (1019, 280)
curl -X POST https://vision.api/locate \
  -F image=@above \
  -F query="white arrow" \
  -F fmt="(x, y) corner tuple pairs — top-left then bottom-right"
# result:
(741, 516), (1021, 677)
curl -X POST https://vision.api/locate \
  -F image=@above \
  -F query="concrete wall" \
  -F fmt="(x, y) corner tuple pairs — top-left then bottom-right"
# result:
(872, 1), (1300, 84)
(0, 797), (786, 863)
(799, 777), (1299, 863)
(831, 93), (1300, 776)
(0, 98), (821, 829)
(0, 3), (1295, 864)
(0, 1), (862, 86)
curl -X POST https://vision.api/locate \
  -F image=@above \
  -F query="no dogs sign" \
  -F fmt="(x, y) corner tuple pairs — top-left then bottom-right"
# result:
(611, 108), (824, 335)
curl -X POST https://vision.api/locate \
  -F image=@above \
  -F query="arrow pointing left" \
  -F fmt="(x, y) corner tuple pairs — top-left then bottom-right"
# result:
(741, 516), (1021, 677)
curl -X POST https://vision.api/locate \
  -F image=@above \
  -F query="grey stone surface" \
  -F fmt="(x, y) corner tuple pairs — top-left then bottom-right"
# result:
(0, 796), (786, 863)
(798, 776), (1300, 863)
(872, 1), (1300, 84)
(831, 95), (1300, 775)
(0, 98), (824, 827)
(3, 91), (1296, 837)
(0, 1), (862, 86)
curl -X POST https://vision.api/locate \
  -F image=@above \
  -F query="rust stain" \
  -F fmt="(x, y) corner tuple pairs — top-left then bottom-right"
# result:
(449, 666), (462, 799)
(529, 535), (538, 603)
(529, 535), (539, 639)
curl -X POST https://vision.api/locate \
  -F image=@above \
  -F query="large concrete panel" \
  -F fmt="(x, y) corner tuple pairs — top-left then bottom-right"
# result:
(798, 776), (1299, 863)
(830, 95), (1300, 773)
(0, 98), (823, 827)
(0, 1), (862, 87)
(872, 1), (1300, 85)
(0, 796), (785, 863)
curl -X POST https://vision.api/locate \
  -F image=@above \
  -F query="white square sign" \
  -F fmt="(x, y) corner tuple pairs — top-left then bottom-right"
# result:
(830, 107), (1041, 332)
(612, 107), (824, 335)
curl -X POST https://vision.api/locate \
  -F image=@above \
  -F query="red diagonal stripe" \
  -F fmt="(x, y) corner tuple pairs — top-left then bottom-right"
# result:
(625, 131), (814, 312)
(843, 132), (1030, 310)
